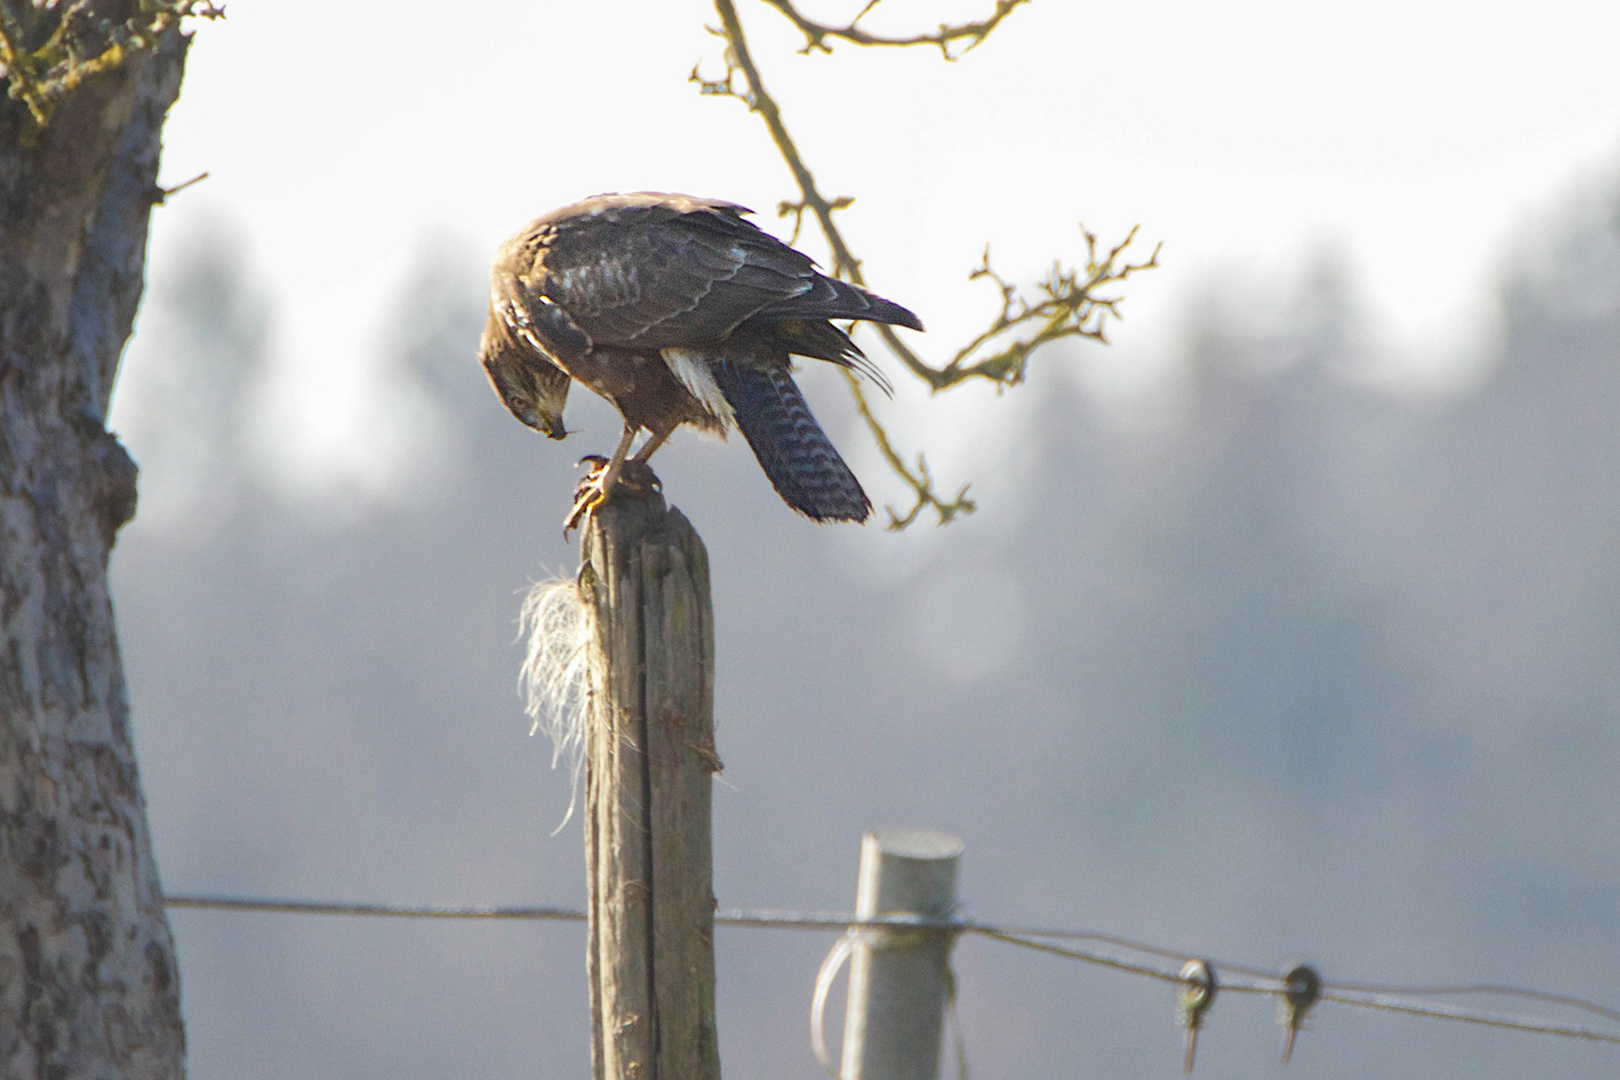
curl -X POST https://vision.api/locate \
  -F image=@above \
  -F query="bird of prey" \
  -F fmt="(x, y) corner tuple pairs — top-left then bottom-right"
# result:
(477, 192), (923, 529)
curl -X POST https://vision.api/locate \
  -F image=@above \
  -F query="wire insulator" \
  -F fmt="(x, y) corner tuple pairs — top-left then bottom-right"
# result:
(1279, 962), (1323, 1065)
(1178, 959), (1218, 1075)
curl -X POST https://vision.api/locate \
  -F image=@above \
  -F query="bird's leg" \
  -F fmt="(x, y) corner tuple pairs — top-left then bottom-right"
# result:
(564, 423), (638, 535)
(603, 424), (675, 492)
(628, 426), (672, 464)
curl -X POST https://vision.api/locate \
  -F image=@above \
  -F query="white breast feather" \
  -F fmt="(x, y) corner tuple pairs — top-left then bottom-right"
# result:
(661, 348), (736, 429)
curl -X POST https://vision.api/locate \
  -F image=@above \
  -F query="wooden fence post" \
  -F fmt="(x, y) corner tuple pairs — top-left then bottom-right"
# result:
(841, 828), (963, 1080)
(579, 487), (722, 1080)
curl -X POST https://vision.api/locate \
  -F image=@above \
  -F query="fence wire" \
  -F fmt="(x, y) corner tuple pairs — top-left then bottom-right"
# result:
(163, 893), (1620, 1047)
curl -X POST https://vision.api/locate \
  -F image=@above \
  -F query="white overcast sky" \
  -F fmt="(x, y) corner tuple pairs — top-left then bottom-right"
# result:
(126, 0), (1620, 501)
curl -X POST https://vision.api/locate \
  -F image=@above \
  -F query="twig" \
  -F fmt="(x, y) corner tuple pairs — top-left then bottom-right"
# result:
(843, 369), (976, 529)
(761, 0), (1029, 60)
(697, 0), (1156, 525)
(152, 170), (209, 204)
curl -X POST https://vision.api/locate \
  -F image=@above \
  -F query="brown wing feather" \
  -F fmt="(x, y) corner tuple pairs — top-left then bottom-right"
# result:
(516, 193), (920, 357)
(533, 197), (811, 347)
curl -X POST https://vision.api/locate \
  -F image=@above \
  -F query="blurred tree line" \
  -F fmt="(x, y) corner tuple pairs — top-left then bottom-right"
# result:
(109, 157), (1620, 1079)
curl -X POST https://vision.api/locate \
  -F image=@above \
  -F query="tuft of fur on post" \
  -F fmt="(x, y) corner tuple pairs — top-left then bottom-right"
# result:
(519, 575), (595, 830)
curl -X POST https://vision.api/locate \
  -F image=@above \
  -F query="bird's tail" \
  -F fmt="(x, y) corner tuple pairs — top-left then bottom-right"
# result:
(711, 361), (871, 523)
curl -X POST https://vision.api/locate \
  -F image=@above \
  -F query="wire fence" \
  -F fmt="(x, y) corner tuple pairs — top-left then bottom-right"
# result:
(163, 893), (1620, 1049)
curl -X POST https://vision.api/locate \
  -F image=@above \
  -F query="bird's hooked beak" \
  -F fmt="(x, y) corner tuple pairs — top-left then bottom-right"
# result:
(513, 405), (568, 440)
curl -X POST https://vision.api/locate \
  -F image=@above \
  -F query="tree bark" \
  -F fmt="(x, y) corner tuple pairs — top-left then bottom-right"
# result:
(580, 489), (722, 1080)
(1, 10), (191, 1080)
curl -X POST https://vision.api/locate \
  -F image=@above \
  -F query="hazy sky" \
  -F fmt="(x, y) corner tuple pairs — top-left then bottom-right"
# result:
(103, 7), (1620, 1075)
(133, 0), (1620, 501)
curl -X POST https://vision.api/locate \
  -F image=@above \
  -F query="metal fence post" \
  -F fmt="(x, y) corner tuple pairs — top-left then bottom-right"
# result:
(840, 828), (963, 1080)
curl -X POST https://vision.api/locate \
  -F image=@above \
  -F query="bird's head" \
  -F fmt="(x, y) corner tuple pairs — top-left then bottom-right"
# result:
(479, 305), (572, 439)
(494, 365), (571, 440)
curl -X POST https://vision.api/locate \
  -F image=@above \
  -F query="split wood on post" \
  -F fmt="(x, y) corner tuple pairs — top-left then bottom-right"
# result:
(579, 485), (723, 1080)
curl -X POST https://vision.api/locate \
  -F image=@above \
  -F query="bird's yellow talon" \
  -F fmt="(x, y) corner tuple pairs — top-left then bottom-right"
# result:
(563, 461), (612, 537)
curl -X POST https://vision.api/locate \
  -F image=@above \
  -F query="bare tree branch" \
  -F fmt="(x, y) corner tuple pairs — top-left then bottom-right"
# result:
(761, 0), (1029, 60)
(939, 229), (1162, 388)
(844, 370), (976, 528)
(697, 0), (1157, 527)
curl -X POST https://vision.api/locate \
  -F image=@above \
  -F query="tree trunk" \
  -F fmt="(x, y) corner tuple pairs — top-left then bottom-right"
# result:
(1, 9), (192, 1079)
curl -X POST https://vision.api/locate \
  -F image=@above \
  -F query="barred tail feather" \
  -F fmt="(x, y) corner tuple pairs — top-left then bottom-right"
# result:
(712, 362), (871, 523)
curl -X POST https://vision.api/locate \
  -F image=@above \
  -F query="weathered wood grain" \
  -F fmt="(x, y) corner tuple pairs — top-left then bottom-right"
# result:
(580, 489), (721, 1080)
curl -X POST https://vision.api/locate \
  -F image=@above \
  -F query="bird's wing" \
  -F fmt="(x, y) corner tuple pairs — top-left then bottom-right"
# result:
(490, 242), (596, 365)
(754, 271), (924, 331)
(531, 197), (820, 349)
(498, 193), (920, 383)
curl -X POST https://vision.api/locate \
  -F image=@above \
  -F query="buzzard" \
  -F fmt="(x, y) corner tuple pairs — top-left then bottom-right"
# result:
(478, 192), (923, 528)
